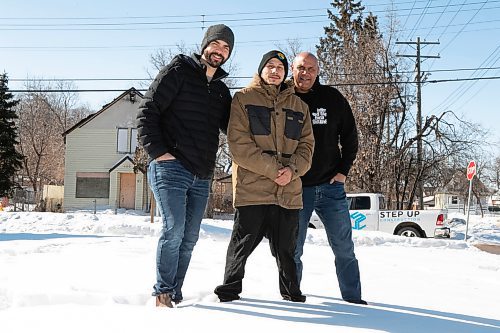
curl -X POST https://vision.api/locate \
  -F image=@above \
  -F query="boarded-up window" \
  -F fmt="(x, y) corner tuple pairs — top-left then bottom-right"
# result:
(76, 172), (110, 198)
(117, 128), (128, 153)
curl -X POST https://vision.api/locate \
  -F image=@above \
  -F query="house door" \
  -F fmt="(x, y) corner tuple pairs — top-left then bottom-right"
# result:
(119, 173), (136, 209)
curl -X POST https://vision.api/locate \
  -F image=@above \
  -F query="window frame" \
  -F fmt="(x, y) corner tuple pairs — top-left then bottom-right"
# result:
(75, 172), (110, 198)
(117, 128), (129, 153)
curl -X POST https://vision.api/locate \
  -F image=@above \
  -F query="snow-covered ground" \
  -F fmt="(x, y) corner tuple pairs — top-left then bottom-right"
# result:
(0, 209), (499, 333)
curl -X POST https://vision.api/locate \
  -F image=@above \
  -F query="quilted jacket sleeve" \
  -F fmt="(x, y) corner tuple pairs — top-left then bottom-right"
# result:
(136, 58), (183, 160)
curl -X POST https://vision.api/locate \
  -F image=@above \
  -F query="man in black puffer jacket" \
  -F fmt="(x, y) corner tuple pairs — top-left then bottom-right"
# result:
(136, 24), (234, 308)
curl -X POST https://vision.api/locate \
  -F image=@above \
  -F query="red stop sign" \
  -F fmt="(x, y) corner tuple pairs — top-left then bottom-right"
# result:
(467, 161), (476, 180)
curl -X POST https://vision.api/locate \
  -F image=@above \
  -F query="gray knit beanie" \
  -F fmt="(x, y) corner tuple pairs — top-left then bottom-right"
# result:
(200, 24), (235, 57)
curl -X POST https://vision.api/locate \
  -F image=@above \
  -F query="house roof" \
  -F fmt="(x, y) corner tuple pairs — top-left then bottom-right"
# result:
(63, 87), (144, 138)
(109, 155), (135, 173)
(435, 170), (492, 195)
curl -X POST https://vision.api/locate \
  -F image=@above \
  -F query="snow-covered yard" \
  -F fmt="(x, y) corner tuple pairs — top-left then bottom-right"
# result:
(1, 210), (499, 333)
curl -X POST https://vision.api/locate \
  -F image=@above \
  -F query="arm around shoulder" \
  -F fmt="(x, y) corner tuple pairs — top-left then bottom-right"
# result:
(288, 102), (314, 180)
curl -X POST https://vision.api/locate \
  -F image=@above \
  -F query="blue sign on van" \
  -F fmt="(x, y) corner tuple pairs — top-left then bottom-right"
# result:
(350, 212), (367, 230)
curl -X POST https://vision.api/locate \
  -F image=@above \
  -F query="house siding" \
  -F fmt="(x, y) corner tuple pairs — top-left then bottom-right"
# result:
(63, 90), (146, 211)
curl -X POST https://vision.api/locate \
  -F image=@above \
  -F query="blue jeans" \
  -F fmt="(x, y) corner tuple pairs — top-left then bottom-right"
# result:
(148, 160), (210, 301)
(294, 181), (362, 301)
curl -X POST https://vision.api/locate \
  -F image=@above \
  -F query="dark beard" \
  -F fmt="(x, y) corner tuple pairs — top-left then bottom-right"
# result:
(203, 50), (226, 68)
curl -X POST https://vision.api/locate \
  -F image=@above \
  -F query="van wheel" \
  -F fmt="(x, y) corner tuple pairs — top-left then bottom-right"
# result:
(397, 226), (422, 238)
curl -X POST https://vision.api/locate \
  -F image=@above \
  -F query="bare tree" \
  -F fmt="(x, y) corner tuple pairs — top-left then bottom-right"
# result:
(15, 79), (92, 204)
(17, 91), (64, 196)
(275, 38), (304, 62)
(495, 156), (500, 191)
(316, 0), (490, 209)
(146, 42), (193, 79)
(145, 42), (240, 90)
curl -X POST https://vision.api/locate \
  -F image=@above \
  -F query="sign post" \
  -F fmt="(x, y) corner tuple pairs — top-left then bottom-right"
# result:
(464, 161), (476, 241)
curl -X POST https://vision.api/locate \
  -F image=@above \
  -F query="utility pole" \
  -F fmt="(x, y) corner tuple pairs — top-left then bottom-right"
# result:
(396, 37), (440, 209)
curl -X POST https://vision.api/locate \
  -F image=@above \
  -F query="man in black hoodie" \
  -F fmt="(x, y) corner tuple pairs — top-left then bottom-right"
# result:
(136, 24), (234, 308)
(291, 52), (366, 305)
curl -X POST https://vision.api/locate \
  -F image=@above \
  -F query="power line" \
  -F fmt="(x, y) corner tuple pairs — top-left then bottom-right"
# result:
(0, 14), (327, 27)
(454, 63), (500, 113)
(3, 0), (498, 21)
(9, 75), (500, 93)
(401, 0), (418, 29)
(397, 38), (440, 208)
(407, 0), (432, 40)
(0, 36), (322, 50)
(421, 0), (475, 73)
(424, 0), (452, 40)
(439, 1), (488, 54)
(431, 45), (500, 113)
(2, 2), (500, 31)
(435, 0), (467, 42)
(0, 7), (330, 20)
(0, 19), (330, 31)
(10, 66), (500, 82)
(3, 17), (500, 50)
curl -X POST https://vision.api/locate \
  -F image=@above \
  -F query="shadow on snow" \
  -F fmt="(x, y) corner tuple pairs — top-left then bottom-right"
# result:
(195, 295), (500, 333)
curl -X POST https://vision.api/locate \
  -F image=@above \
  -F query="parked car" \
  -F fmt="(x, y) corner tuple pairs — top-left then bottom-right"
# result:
(309, 193), (450, 238)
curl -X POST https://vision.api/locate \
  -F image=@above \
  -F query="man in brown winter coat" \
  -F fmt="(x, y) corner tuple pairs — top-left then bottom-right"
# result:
(214, 50), (314, 302)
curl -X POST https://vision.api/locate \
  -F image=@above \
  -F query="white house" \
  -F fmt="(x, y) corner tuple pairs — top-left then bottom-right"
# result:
(426, 171), (491, 213)
(63, 88), (149, 211)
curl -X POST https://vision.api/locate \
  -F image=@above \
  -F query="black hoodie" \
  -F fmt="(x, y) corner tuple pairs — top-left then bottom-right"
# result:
(136, 53), (232, 179)
(294, 78), (358, 187)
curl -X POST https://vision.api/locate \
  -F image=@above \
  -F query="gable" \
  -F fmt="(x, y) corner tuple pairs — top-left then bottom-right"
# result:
(109, 155), (136, 173)
(64, 88), (144, 136)
(85, 97), (141, 130)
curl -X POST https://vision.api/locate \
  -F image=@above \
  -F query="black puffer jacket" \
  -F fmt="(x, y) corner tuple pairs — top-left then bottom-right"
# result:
(136, 54), (232, 179)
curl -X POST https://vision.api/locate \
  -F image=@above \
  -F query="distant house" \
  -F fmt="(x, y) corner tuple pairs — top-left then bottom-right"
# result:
(488, 191), (500, 212)
(63, 88), (148, 211)
(426, 171), (491, 213)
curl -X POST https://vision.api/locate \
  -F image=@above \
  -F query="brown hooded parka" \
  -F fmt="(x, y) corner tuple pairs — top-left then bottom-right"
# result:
(228, 75), (314, 209)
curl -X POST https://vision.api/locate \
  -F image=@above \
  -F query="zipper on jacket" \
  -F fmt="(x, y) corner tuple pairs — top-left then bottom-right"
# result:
(273, 100), (281, 160)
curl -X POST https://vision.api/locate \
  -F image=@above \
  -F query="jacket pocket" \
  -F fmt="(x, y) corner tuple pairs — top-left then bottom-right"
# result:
(246, 105), (272, 135)
(284, 109), (304, 141)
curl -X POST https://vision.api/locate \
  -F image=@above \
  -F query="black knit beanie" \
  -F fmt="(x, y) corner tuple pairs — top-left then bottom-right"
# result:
(200, 24), (235, 57)
(258, 50), (288, 79)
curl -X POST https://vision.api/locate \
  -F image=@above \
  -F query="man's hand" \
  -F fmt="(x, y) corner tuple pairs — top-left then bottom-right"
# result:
(330, 173), (346, 184)
(155, 152), (176, 161)
(275, 167), (293, 186)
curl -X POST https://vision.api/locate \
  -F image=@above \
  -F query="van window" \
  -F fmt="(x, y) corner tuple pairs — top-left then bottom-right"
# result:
(350, 196), (371, 210)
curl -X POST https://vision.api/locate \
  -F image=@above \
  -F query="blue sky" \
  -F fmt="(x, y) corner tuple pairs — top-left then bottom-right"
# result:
(2, 0), (499, 155)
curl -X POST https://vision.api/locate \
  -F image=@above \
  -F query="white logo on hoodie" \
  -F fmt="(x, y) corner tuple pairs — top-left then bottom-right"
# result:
(312, 108), (327, 125)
